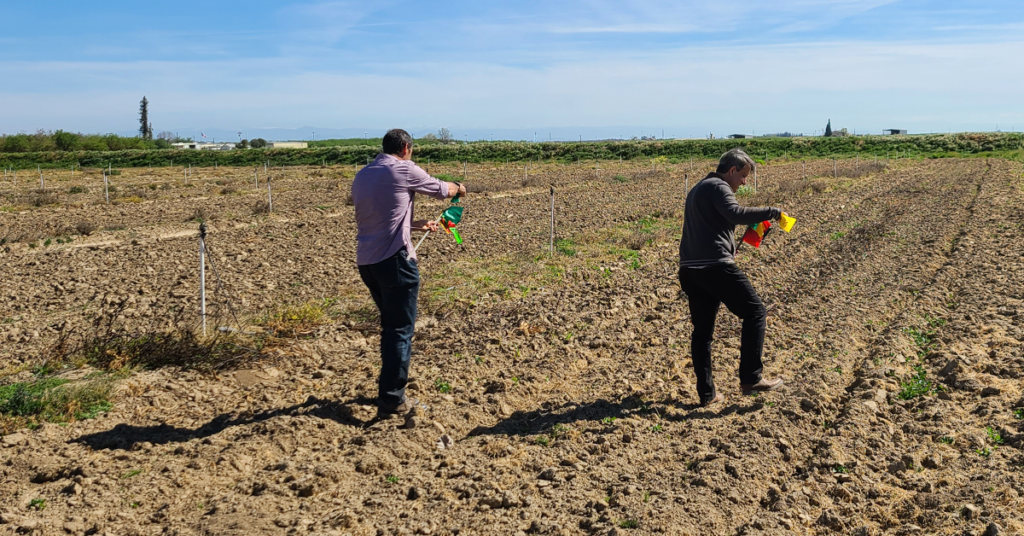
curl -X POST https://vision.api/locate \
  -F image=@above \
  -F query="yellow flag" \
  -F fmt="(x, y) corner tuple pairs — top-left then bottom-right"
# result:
(779, 213), (797, 232)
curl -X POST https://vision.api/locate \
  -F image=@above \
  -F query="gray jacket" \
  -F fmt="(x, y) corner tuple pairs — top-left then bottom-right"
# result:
(679, 173), (780, 268)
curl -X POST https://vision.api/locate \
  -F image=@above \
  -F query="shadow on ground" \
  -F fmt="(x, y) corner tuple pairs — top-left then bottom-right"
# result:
(73, 396), (373, 450)
(467, 395), (759, 438)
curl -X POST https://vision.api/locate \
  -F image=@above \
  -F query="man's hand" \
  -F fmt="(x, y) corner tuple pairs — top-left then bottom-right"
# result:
(445, 182), (467, 199)
(412, 219), (440, 233)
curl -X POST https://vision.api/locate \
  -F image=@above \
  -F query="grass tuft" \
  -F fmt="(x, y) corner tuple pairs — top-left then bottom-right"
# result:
(256, 298), (338, 338)
(898, 365), (933, 400)
(0, 377), (114, 433)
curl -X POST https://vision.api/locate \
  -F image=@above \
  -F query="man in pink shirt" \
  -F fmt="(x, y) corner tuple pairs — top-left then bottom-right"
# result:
(351, 129), (466, 418)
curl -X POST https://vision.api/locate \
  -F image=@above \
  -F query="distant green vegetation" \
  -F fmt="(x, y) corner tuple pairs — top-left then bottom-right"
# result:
(1, 132), (1021, 170)
(1, 130), (179, 153)
(308, 136), (444, 148)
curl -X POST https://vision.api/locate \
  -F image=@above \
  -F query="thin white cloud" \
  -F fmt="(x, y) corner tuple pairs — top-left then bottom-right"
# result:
(536, 0), (900, 34)
(934, 22), (1024, 32)
(2, 38), (1022, 135)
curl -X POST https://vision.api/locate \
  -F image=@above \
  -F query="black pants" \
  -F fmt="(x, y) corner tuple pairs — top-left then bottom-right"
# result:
(358, 248), (420, 410)
(679, 263), (766, 404)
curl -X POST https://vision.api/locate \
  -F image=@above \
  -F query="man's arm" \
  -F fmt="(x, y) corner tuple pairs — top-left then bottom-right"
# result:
(405, 164), (466, 200)
(710, 183), (780, 226)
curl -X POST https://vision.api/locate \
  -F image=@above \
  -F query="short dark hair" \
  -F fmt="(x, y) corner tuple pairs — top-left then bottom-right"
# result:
(382, 129), (413, 155)
(716, 148), (754, 174)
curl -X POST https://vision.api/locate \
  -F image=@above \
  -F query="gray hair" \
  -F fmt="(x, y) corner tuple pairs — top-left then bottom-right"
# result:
(716, 148), (755, 174)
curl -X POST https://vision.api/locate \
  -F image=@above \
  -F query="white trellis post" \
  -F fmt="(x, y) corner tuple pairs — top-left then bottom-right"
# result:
(753, 166), (757, 193)
(254, 169), (258, 189)
(104, 173), (110, 204)
(833, 158), (837, 179)
(549, 187), (555, 255)
(198, 223), (207, 337)
(267, 176), (273, 213)
(685, 173), (689, 193)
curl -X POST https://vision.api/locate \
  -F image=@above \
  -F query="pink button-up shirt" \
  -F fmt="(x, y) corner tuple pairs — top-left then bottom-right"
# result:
(352, 153), (449, 265)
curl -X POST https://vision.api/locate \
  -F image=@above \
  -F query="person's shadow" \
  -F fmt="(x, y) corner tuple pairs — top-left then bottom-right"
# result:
(467, 394), (752, 439)
(73, 396), (373, 451)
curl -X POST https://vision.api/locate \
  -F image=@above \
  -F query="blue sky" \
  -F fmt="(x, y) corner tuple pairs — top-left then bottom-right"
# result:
(2, 1), (1023, 140)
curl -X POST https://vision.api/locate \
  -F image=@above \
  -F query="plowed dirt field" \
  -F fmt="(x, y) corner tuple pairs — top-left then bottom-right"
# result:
(1, 157), (1022, 536)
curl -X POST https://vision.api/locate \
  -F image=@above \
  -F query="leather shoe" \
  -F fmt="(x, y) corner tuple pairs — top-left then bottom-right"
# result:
(741, 378), (784, 395)
(377, 397), (419, 419)
(700, 393), (724, 407)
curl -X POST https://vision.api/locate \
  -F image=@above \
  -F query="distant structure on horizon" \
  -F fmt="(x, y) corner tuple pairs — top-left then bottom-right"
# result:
(267, 141), (309, 149)
(170, 140), (309, 150)
(824, 119), (833, 137)
(172, 141), (234, 151)
(883, 129), (908, 135)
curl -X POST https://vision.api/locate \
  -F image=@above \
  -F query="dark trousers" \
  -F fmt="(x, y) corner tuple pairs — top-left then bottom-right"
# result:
(358, 248), (419, 410)
(679, 263), (766, 404)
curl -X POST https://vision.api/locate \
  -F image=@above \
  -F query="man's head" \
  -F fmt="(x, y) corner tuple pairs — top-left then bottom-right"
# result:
(382, 129), (414, 160)
(716, 148), (755, 192)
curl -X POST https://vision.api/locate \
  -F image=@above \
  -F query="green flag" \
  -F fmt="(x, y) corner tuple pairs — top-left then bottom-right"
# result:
(440, 205), (463, 244)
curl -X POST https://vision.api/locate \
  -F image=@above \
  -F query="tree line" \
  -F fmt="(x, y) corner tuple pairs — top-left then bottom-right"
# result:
(0, 133), (1020, 170)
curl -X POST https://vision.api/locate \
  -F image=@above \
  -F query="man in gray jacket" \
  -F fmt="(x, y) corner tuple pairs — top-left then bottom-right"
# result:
(679, 148), (785, 407)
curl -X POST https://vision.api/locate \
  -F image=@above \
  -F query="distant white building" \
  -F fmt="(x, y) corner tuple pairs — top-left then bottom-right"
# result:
(172, 142), (235, 151)
(883, 129), (908, 135)
(267, 141), (308, 149)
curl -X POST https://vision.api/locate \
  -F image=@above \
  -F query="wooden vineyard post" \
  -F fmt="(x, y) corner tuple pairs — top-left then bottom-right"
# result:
(198, 223), (207, 337)
(550, 187), (555, 256)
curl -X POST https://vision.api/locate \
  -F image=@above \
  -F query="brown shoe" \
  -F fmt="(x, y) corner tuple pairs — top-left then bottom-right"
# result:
(700, 393), (724, 408)
(741, 378), (784, 395)
(377, 397), (420, 419)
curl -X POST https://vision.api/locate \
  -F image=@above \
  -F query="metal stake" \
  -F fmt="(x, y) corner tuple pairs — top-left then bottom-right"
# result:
(549, 187), (555, 255)
(199, 223), (207, 336)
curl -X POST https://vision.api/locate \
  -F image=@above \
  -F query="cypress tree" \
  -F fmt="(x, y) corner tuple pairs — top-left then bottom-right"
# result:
(139, 97), (152, 140)
(824, 119), (832, 137)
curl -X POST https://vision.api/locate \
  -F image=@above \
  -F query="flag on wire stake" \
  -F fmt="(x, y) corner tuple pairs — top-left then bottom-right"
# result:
(414, 193), (464, 252)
